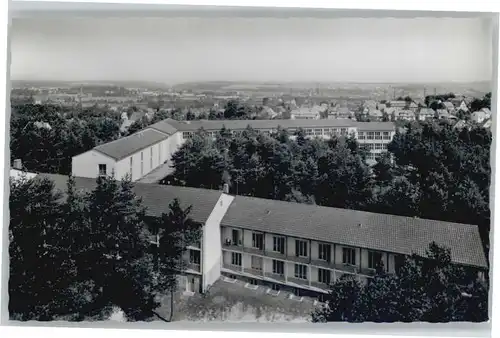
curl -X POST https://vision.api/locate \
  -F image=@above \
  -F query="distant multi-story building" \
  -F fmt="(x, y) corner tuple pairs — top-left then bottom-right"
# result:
(34, 173), (487, 300)
(71, 119), (396, 183)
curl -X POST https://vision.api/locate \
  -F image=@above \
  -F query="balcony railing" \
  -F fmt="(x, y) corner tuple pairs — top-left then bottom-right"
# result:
(287, 276), (310, 286)
(221, 243), (380, 278)
(243, 246), (265, 255)
(265, 250), (287, 260)
(222, 263), (243, 272)
(222, 243), (244, 251)
(243, 267), (264, 276)
(310, 280), (330, 290)
(266, 272), (286, 282)
(186, 262), (201, 272)
(286, 254), (311, 265)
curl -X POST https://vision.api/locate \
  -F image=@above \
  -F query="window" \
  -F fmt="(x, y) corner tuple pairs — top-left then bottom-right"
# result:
(358, 132), (365, 140)
(383, 132), (391, 140)
(273, 236), (285, 254)
(340, 128), (348, 136)
(295, 240), (308, 257)
(305, 129), (313, 136)
(272, 260), (284, 275)
(342, 247), (356, 265)
(368, 251), (383, 270)
(231, 252), (242, 266)
(129, 157), (133, 177)
(189, 250), (200, 265)
(374, 132), (382, 140)
(374, 143), (384, 150)
(314, 128), (322, 136)
(150, 147), (153, 169)
(231, 229), (242, 246)
(318, 243), (332, 262)
(382, 144), (388, 150)
(252, 232), (264, 250)
(366, 132), (375, 140)
(294, 264), (308, 280)
(140, 152), (144, 176)
(251, 256), (263, 270)
(182, 132), (193, 139)
(98, 164), (107, 176)
(318, 268), (331, 285)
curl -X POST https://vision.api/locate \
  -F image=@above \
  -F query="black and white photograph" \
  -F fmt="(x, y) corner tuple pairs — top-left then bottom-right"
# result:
(4, 3), (496, 326)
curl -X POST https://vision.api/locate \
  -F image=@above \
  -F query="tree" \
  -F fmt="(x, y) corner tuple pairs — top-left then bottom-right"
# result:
(385, 120), (491, 250)
(10, 103), (120, 175)
(9, 173), (172, 321)
(311, 275), (363, 322)
(312, 243), (488, 323)
(372, 152), (394, 186)
(9, 175), (71, 320)
(152, 199), (201, 321)
(470, 92), (491, 111)
(80, 175), (158, 321)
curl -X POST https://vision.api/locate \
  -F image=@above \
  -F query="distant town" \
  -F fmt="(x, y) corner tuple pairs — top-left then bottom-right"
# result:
(10, 80), (493, 135)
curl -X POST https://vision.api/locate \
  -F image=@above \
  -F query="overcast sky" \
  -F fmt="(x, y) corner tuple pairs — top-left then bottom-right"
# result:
(9, 17), (493, 84)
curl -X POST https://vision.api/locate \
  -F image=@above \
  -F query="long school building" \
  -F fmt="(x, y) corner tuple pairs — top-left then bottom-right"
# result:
(40, 173), (487, 299)
(71, 119), (396, 182)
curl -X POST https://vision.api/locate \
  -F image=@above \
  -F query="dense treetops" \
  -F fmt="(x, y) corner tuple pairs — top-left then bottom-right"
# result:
(9, 174), (199, 321)
(10, 104), (121, 174)
(312, 243), (488, 323)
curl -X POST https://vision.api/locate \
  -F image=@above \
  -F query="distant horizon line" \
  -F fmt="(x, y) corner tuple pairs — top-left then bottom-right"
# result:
(11, 79), (492, 86)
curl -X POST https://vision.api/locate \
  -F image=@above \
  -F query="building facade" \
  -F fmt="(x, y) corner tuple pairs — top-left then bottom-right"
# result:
(21, 172), (488, 301)
(72, 118), (397, 182)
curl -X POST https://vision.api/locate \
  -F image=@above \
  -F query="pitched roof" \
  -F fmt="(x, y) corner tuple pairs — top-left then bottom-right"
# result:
(221, 195), (487, 269)
(93, 129), (169, 161)
(419, 108), (436, 115)
(390, 101), (407, 107)
(148, 119), (180, 135)
(39, 174), (222, 224)
(368, 109), (383, 117)
(442, 102), (455, 109)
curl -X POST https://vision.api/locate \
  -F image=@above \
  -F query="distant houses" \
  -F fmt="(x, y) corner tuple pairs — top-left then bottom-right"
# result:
(418, 108), (435, 121)
(471, 108), (492, 124)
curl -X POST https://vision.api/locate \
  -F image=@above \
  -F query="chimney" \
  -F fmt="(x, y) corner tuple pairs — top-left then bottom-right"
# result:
(223, 183), (229, 194)
(13, 159), (22, 170)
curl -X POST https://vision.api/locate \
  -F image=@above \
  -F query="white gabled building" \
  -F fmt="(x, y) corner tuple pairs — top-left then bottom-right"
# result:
(72, 127), (178, 182)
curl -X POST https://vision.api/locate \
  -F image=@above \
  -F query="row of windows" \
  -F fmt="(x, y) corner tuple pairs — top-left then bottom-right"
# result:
(358, 131), (391, 140)
(229, 229), (384, 270)
(181, 127), (396, 140)
(303, 128), (349, 137)
(363, 143), (389, 150)
(229, 253), (372, 285)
